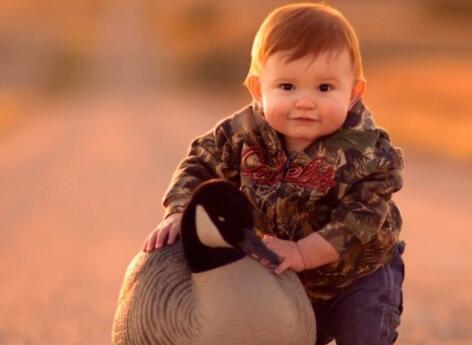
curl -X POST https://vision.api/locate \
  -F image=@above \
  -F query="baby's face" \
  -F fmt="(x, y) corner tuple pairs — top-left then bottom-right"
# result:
(254, 49), (363, 152)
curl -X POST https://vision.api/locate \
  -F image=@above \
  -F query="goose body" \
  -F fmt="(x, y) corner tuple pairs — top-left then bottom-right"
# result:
(111, 180), (316, 345)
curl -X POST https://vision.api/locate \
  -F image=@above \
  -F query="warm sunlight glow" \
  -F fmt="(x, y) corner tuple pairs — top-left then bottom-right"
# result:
(1, 1), (471, 345)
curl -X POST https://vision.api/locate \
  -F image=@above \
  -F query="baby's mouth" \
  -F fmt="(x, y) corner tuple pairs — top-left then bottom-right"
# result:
(291, 117), (320, 122)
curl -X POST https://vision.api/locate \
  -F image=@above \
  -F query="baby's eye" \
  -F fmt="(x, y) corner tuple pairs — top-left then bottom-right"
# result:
(279, 83), (294, 91)
(318, 84), (333, 92)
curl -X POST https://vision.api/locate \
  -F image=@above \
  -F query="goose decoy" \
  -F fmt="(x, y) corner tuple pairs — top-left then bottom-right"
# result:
(111, 179), (316, 345)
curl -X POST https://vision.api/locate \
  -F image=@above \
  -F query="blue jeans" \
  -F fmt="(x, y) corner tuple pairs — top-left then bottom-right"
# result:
(313, 243), (405, 345)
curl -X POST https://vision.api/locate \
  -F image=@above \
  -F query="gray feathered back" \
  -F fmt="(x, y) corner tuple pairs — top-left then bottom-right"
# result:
(111, 242), (316, 345)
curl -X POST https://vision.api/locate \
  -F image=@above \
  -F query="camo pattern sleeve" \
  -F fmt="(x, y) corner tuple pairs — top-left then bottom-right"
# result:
(162, 116), (243, 219)
(316, 130), (404, 258)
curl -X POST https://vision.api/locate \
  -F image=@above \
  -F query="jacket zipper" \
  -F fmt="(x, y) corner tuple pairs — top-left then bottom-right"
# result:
(272, 151), (297, 235)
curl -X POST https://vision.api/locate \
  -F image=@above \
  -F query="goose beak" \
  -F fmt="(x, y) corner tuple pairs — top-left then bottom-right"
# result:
(238, 227), (281, 265)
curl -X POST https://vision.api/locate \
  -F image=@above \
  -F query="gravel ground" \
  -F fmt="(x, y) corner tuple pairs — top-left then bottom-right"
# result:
(0, 93), (470, 345)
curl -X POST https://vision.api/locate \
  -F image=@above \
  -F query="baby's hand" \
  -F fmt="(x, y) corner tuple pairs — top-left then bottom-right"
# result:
(142, 213), (182, 252)
(261, 235), (305, 274)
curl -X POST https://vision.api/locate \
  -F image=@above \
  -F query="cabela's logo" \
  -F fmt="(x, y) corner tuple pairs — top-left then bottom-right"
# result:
(241, 146), (336, 193)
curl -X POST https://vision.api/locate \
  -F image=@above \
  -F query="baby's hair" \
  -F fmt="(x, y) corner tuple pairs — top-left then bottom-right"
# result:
(244, 2), (363, 87)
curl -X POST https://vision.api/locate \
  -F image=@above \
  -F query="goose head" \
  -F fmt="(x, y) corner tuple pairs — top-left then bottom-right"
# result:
(181, 179), (280, 273)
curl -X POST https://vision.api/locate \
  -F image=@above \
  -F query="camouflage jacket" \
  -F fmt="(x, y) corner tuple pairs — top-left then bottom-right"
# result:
(163, 101), (404, 301)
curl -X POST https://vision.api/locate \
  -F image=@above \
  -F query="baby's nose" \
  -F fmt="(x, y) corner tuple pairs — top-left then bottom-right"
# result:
(295, 96), (316, 110)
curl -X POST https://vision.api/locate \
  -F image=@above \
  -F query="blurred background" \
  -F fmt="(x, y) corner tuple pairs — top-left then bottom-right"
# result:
(0, 0), (471, 344)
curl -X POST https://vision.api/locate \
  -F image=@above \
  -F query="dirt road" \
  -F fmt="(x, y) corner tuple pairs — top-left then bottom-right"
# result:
(0, 94), (470, 344)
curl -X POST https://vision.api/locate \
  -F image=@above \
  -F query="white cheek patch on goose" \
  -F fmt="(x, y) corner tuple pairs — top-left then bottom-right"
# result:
(196, 205), (232, 248)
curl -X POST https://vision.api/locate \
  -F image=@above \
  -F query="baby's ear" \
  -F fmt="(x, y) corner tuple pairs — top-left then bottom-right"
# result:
(349, 79), (366, 109)
(245, 76), (262, 102)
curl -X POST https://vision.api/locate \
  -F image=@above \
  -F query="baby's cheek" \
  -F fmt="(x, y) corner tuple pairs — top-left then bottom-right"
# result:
(326, 105), (349, 128)
(264, 110), (287, 133)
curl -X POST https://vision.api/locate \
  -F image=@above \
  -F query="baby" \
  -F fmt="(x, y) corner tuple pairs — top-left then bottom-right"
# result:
(144, 3), (405, 344)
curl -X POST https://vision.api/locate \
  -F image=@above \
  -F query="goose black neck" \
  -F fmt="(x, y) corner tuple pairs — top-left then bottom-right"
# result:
(181, 200), (244, 273)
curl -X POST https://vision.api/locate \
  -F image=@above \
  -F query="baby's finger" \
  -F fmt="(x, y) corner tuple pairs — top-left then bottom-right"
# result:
(274, 259), (290, 274)
(143, 231), (157, 252)
(156, 227), (169, 249)
(167, 225), (180, 244)
(259, 258), (271, 266)
(142, 236), (149, 251)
